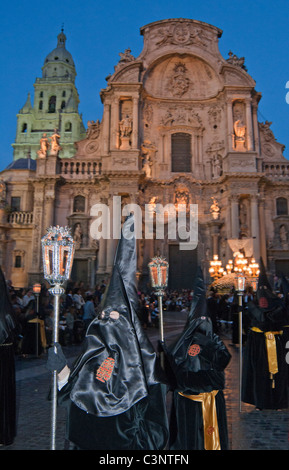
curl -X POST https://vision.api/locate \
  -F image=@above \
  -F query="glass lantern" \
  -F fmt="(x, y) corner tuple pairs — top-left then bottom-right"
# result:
(148, 256), (169, 295)
(41, 225), (75, 286)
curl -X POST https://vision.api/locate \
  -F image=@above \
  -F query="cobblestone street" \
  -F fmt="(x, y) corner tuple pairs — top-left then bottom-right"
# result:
(1, 310), (289, 451)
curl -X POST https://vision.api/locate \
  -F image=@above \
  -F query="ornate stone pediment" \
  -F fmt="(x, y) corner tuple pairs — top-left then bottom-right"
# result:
(140, 19), (222, 56)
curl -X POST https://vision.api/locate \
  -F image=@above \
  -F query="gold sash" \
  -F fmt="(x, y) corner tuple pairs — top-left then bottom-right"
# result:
(179, 390), (220, 450)
(29, 318), (47, 349)
(251, 327), (283, 388)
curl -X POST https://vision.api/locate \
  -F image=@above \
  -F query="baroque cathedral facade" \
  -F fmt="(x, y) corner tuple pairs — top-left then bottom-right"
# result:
(1, 18), (289, 290)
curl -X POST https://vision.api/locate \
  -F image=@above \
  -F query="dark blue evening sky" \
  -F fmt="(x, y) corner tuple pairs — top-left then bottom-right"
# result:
(1, 0), (289, 171)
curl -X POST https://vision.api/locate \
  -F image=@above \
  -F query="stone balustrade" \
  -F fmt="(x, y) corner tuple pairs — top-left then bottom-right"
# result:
(8, 211), (33, 224)
(263, 162), (289, 179)
(59, 159), (102, 178)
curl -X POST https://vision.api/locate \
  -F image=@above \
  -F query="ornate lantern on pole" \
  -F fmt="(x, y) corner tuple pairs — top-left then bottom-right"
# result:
(148, 256), (169, 347)
(235, 270), (246, 412)
(41, 226), (75, 450)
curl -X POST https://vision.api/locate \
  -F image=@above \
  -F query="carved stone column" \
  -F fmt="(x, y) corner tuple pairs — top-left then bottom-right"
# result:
(97, 236), (107, 273)
(103, 103), (110, 154)
(106, 196), (116, 273)
(227, 100), (234, 151)
(245, 99), (253, 151)
(44, 196), (55, 230)
(111, 97), (119, 149)
(258, 196), (267, 266)
(252, 103), (260, 154)
(132, 97), (139, 149)
(230, 195), (239, 238)
(209, 221), (222, 256)
(251, 195), (260, 260)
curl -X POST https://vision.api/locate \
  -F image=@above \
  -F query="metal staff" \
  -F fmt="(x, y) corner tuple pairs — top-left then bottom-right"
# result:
(236, 272), (245, 413)
(148, 256), (169, 367)
(41, 226), (75, 450)
(33, 283), (41, 357)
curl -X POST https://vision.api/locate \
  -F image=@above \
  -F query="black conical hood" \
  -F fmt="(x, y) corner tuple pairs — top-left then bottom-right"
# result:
(280, 274), (289, 309)
(257, 258), (272, 291)
(248, 259), (287, 329)
(280, 274), (289, 298)
(0, 267), (18, 344)
(69, 214), (164, 417)
(99, 213), (139, 322)
(168, 267), (212, 358)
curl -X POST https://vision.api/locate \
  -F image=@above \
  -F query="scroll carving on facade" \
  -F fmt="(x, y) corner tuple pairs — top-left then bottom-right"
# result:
(156, 22), (210, 48)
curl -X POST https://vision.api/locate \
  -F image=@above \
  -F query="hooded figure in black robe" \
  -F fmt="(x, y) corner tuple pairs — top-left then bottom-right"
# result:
(0, 267), (19, 446)
(48, 214), (169, 450)
(163, 267), (231, 450)
(242, 259), (289, 410)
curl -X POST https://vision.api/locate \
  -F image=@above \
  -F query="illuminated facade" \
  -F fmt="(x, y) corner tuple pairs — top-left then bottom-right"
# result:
(1, 19), (289, 289)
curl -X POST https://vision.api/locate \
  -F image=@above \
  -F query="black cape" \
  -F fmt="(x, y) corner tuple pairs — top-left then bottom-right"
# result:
(59, 215), (168, 450)
(242, 259), (289, 409)
(0, 267), (18, 445)
(163, 267), (231, 450)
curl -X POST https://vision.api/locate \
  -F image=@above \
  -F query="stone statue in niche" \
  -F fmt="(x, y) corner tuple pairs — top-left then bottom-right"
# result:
(212, 155), (222, 178)
(279, 224), (288, 249)
(73, 222), (83, 250)
(119, 115), (132, 150)
(210, 197), (220, 220)
(239, 202), (248, 227)
(141, 140), (157, 178)
(37, 133), (50, 158)
(233, 101), (246, 151)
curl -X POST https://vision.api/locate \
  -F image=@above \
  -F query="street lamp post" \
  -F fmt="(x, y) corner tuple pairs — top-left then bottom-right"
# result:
(41, 226), (75, 450)
(32, 283), (41, 356)
(148, 256), (169, 366)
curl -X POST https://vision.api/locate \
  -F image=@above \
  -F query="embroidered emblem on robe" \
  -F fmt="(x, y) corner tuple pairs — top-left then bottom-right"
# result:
(96, 357), (115, 382)
(188, 344), (201, 356)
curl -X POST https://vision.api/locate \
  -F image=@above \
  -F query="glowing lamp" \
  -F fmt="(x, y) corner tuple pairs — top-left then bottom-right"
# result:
(148, 256), (169, 348)
(236, 272), (246, 292)
(148, 256), (169, 295)
(41, 225), (75, 286)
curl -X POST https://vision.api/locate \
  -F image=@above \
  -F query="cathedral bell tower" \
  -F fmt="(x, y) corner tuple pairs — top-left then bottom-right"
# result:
(12, 29), (86, 162)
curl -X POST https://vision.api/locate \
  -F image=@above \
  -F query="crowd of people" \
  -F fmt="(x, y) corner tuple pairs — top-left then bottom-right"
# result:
(6, 275), (287, 357)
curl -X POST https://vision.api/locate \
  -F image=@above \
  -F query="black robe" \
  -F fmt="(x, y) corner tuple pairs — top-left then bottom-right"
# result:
(0, 268), (19, 446)
(242, 261), (289, 410)
(164, 267), (231, 450)
(242, 299), (289, 409)
(58, 215), (169, 450)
